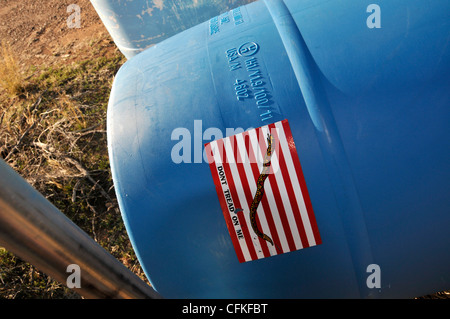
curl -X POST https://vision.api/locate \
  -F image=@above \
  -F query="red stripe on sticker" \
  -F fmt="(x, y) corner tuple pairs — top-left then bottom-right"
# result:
(218, 138), (259, 261)
(280, 120), (322, 246)
(205, 119), (321, 262)
(205, 142), (245, 263)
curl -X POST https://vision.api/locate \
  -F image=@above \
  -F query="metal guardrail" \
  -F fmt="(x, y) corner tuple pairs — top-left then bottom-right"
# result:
(0, 159), (161, 299)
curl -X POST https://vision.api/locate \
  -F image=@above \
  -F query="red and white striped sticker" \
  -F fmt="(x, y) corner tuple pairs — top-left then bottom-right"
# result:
(205, 119), (321, 262)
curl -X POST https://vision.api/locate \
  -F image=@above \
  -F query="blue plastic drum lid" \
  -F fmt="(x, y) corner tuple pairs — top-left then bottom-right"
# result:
(107, 0), (450, 298)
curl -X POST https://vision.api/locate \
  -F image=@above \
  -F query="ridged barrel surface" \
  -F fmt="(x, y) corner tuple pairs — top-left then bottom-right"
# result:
(106, 0), (450, 298)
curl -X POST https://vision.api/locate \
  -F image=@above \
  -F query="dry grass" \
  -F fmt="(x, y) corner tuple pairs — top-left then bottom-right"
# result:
(0, 41), (23, 97)
(0, 248), (80, 299)
(0, 43), (152, 298)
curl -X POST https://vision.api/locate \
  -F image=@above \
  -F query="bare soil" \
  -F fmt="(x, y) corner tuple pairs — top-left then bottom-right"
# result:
(0, 0), (116, 69)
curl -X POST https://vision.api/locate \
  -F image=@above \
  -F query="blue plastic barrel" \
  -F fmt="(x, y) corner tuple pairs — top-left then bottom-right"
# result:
(101, 0), (450, 298)
(90, 0), (256, 58)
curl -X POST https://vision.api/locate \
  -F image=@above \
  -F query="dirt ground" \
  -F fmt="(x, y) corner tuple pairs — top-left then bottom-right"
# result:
(0, 0), (116, 69)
